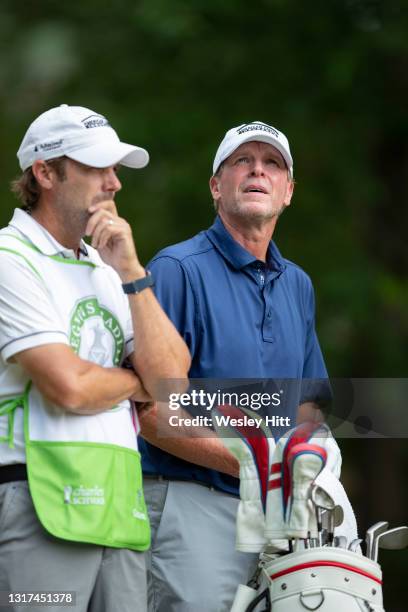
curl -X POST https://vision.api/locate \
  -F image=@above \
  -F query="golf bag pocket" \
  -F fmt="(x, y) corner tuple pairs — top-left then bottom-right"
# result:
(260, 547), (384, 611)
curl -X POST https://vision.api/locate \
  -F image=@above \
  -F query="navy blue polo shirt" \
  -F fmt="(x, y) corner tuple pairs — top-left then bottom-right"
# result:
(140, 216), (328, 494)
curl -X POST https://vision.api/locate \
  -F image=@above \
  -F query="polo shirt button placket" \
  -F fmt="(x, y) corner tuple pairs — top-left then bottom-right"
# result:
(263, 282), (275, 342)
(256, 264), (265, 288)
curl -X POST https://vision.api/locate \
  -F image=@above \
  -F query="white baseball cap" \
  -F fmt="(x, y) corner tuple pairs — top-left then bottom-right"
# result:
(213, 121), (293, 177)
(17, 104), (149, 171)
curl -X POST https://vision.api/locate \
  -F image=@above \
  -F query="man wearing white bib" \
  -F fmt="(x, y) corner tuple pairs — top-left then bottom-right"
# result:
(0, 105), (190, 612)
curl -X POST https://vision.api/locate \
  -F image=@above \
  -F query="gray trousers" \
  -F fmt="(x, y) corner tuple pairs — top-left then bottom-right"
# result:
(0, 481), (147, 612)
(143, 478), (258, 612)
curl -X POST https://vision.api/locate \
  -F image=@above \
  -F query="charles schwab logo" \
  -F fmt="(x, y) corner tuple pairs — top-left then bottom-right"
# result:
(237, 122), (279, 138)
(81, 114), (110, 129)
(63, 484), (105, 506)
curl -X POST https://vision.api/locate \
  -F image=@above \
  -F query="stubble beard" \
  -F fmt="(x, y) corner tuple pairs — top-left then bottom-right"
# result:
(229, 198), (287, 225)
(54, 192), (90, 239)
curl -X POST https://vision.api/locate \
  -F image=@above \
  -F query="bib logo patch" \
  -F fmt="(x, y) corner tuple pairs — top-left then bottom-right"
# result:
(69, 297), (124, 366)
(63, 484), (105, 506)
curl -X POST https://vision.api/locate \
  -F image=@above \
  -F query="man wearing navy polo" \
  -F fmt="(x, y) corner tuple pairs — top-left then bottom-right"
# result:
(139, 122), (328, 611)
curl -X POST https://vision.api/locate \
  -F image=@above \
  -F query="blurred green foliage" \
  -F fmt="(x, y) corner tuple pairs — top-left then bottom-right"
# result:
(0, 1), (407, 608)
(1, 0), (406, 377)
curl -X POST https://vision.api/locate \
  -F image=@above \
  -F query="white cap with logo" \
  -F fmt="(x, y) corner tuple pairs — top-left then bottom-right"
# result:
(213, 121), (293, 177)
(17, 104), (149, 171)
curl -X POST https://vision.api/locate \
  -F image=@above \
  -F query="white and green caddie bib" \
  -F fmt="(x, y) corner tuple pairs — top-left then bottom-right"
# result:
(0, 232), (150, 551)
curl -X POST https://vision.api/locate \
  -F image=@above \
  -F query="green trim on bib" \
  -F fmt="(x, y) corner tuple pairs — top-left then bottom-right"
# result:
(48, 254), (96, 267)
(0, 247), (43, 280)
(0, 234), (97, 268)
(0, 234), (41, 253)
(28, 439), (140, 454)
(0, 395), (24, 448)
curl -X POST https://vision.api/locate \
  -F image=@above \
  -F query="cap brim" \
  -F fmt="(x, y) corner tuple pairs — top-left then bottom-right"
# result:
(67, 141), (149, 169)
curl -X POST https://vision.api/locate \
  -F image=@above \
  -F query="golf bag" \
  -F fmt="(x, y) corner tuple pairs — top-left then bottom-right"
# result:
(231, 546), (384, 611)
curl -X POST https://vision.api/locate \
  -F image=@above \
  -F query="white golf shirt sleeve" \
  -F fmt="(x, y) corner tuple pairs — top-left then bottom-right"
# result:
(0, 251), (69, 363)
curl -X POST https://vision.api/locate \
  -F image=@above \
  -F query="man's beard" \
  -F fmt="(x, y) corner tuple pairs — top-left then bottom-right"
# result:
(232, 200), (287, 223)
(62, 207), (90, 236)
(54, 193), (113, 240)
(53, 194), (90, 238)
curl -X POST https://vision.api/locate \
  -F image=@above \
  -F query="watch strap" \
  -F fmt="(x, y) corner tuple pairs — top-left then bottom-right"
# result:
(122, 272), (154, 295)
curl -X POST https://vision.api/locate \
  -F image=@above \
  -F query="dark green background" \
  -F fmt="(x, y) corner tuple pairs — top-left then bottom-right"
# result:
(1, 1), (406, 608)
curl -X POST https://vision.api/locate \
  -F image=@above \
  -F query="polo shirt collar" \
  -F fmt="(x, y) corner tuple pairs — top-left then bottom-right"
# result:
(206, 215), (286, 273)
(8, 208), (90, 260)
(266, 240), (286, 274)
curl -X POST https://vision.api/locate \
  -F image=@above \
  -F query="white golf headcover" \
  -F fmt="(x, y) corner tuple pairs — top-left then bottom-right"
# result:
(214, 412), (358, 552)
(287, 423), (358, 544)
(286, 442), (327, 538)
(265, 422), (329, 541)
(212, 405), (275, 552)
(264, 421), (358, 545)
(264, 433), (290, 542)
(265, 423), (342, 536)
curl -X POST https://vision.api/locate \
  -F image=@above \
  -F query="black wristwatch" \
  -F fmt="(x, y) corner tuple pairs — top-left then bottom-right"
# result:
(122, 271), (154, 295)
